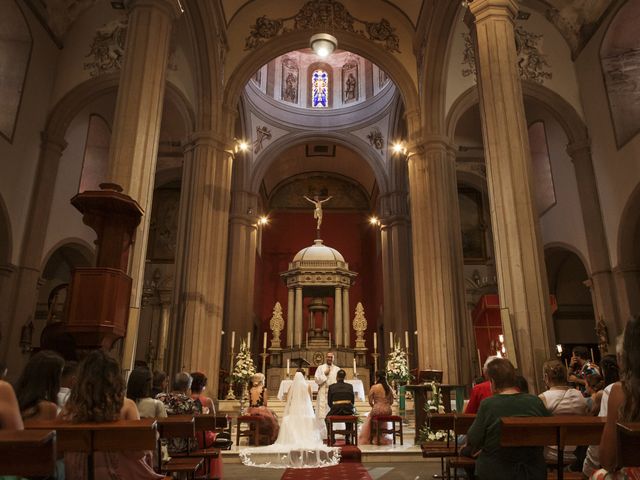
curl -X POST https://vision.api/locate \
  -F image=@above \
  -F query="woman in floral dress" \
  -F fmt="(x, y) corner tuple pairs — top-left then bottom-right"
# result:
(359, 370), (394, 445)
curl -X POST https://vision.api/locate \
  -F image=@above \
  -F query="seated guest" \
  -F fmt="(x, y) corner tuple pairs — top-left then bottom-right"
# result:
(586, 373), (606, 415)
(152, 370), (168, 398)
(359, 370), (394, 445)
(583, 341), (623, 477)
(190, 371), (216, 415)
(538, 359), (588, 463)
(127, 367), (167, 419)
(326, 369), (355, 417)
(57, 360), (78, 408)
(60, 350), (163, 480)
(247, 372), (279, 444)
(0, 380), (23, 430)
(568, 346), (600, 396)
(592, 316), (640, 480)
(467, 357), (550, 480)
(15, 350), (64, 421)
(465, 356), (498, 414)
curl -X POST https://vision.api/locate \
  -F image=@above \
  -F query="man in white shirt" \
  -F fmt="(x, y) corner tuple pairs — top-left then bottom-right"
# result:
(315, 352), (340, 438)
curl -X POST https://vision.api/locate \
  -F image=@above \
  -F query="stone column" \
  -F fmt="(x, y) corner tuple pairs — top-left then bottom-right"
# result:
(287, 288), (295, 347)
(1, 134), (66, 374)
(407, 139), (467, 383)
(468, 0), (553, 388)
(334, 287), (343, 347)
(224, 190), (259, 349)
(342, 288), (350, 347)
(169, 133), (233, 396)
(615, 267), (640, 320)
(294, 287), (303, 347)
(106, 0), (182, 372)
(567, 142), (622, 336)
(156, 290), (172, 371)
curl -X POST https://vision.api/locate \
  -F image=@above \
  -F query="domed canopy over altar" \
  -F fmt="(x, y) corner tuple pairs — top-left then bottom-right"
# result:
(281, 238), (357, 349)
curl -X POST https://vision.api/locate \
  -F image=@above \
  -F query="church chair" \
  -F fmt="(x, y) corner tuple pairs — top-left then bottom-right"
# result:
(326, 415), (358, 447)
(617, 422), (640, 468)
(157, 416), (203, 479)
(373, 415), (403, 445)
(236, 415), (270, 446)
(0, 429), (57, 477)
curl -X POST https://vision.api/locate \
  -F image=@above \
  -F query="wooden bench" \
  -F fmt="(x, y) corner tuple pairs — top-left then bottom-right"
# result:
(26, 419), (159, 480)
(0, 429), (57, 476)
(617, 422), (640, 468)
(501, 415), (606, 480)
(157, 416), (204, 479)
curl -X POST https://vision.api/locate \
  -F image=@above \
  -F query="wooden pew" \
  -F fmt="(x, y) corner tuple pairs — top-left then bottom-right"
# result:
(447, 414), (477, 480)
(501, 416), (605, 480)
(617, 422), (640, 468)
(0, 429), (57, 476)
(421, 413), (456, 479)
(156, 416), (203, 479)
(26, 419), (158, 480)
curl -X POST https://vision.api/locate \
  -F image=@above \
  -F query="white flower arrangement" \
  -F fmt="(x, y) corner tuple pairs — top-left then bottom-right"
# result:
(232, 340), (256, 383)
(418, 382), (451, 443)
(386, 341), (412, 383)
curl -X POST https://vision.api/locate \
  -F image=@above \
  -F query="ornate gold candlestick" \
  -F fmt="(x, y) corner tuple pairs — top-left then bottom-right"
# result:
(225, 346), (236, 400)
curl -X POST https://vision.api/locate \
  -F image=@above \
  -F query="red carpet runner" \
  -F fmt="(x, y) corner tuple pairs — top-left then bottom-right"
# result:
(280, 447), (373, 480)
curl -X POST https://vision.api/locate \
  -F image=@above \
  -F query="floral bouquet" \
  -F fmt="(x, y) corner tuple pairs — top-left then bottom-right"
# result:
(385, 341), (412, 384)
(418, 381), (452, 443)
(232, 340), (256, 384)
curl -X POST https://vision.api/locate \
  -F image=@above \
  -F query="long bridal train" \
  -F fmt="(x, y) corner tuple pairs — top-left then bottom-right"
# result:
(239, 372), (341, 469)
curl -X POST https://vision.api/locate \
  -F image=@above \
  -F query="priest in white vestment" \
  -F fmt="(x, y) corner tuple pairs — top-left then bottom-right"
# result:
(314, 352), (340, 438)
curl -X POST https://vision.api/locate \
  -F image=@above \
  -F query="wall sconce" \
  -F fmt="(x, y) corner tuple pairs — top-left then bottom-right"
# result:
(392, 142), (407, 155)
(20, 320), (34, 353)
(369, 216), (380, 226)
(258, 215), (269, 226)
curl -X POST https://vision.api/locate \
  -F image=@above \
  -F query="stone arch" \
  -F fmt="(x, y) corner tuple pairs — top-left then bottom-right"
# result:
(249, 131), (389, 195)
(446, 82), (588, 146)
(223, 28), (420, 140)
(617, 182), (640, 318)
(40, 238), (94, 273)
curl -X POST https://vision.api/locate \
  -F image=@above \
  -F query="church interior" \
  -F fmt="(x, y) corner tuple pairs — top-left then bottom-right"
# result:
(0, 0), (639, 478)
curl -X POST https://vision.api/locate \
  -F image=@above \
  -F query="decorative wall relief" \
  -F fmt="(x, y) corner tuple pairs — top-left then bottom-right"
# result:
(459, 187), (487, 262)
(367, 126), (384, 151)
(253, 125), (272, 154)
(281, 56), (299, 104)
(84, 17), (127, 77)
(342, 57), (358, 104)
(245, 0), (400, 53)
(462, 26), (552, 84)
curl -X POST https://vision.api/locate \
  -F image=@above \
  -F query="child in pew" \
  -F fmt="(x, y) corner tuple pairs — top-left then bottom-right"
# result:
(592, 315), (640, 480)
(60, 350), (164, 480)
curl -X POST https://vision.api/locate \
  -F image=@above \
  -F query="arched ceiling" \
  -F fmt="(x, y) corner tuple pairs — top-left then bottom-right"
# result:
(29, 0), (617, 59)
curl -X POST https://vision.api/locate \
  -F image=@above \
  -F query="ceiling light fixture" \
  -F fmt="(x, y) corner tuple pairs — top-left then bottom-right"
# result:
(310, 33), (338, 58)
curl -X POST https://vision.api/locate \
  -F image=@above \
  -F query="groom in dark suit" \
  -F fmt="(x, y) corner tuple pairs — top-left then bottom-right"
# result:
(326, 369), (355, 416)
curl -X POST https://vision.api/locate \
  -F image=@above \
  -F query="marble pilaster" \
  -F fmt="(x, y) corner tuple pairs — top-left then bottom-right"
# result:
(342, 288), (350, 347)
(334, 287), (343, 347)
(295, 287), (303, 347)
(469, 0), (553, 388)
(287, 288), (295, 347)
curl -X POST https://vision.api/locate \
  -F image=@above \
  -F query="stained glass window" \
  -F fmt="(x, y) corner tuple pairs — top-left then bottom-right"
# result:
(312, 69), (329, 108)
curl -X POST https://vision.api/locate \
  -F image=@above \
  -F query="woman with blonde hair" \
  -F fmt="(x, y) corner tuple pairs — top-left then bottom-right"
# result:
(247, 372), (279, 444)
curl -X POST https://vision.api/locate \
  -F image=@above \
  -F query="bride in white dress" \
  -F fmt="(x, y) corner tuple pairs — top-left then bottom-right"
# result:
(239, 371), (341, 469)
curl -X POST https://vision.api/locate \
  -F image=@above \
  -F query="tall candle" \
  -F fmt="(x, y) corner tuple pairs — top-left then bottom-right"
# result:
(263, 332), (267, 350)
(405, 331), (409, 350)
(390, 331), (393, 348)
(590, 348), (595, 363)
(247, 331), (251, 348)
(231, 331), (235, 350)
(556, 344), (563, 354)
(286, 359), (290, 375)
(353, 357), (357, 375)
(373, 332), (377, 351)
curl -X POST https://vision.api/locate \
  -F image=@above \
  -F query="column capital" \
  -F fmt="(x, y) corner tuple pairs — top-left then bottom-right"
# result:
(40, 132), (68, 155)
(0, 263), (17, 277)
(566, 140), (591, 162)
(185, 131), (235, 155)
(468, 0), (519, 23)
(127, 0), (183, 20)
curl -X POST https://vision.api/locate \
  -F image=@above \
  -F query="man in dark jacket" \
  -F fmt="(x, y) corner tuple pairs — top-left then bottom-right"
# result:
(326, 369), (355, 416)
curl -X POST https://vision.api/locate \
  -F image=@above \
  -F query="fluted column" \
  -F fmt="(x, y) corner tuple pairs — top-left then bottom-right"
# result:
(334, 287), (343, 347)
(1, 134), (67, 374)
(342, 288), (350, 347)
(287, 288), (295, 347)
(469, 0), (553, 388)
(294, 287), (303, 347)
(407, 139), (467, 383)
(567, 142), (622, 337)
(224, 191), (259, 347)
(156, 290), (172, 371)
(107, 0), (182, 372)
(169, 132), (233, 396)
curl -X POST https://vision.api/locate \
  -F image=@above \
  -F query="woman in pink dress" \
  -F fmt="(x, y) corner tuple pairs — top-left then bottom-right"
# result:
(359, 370), (394, 445)
(247, 372), (279, 444)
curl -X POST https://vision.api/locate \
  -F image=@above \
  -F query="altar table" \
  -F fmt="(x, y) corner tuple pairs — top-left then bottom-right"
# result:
(277, 379), (365, 401)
